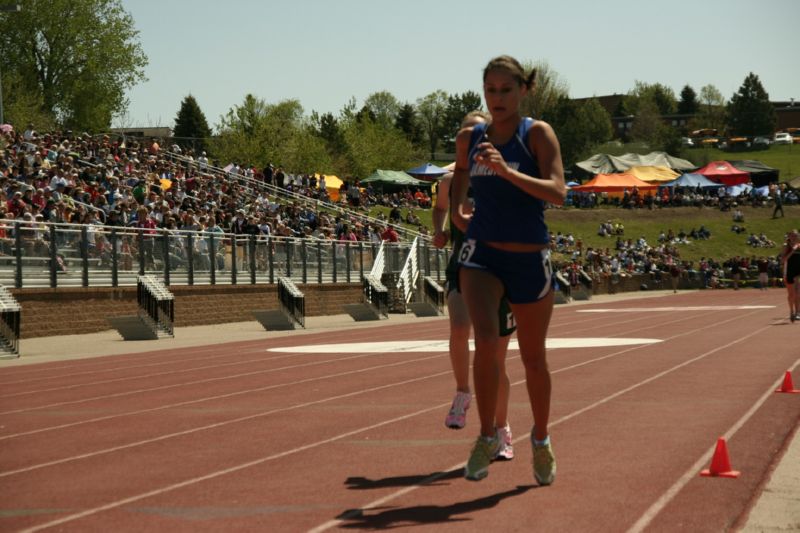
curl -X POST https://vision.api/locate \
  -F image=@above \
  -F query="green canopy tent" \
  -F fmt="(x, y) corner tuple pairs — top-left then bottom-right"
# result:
(361, 169), (430, 190)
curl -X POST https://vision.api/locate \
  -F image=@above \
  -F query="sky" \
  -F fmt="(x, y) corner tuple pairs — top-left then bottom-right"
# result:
(119, 0), (800, 130)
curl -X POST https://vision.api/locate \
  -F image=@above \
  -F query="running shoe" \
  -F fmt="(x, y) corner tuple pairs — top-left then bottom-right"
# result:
(532, 434), (556, 486)
(464, 434), (500, 481)
(495, 424), (514, 460)
(445, 391), (471, 429)
(791, 313), (796, 323)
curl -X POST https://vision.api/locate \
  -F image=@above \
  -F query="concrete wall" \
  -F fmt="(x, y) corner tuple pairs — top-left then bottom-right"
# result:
(11, 283), (363, 338)
(8, 272), (704, 339)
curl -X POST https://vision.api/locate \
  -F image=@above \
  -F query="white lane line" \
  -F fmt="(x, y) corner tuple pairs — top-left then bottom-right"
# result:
(0, 306), (731, 439)
(2, 306), (763, 464)
(580, 306), (775, 313)
(0, 349), (411, 417)
(309, 324), (774, 532)
(270, 338), (663, 354)
(0, 351), (448, 446)
(0, 323), (405, 391)
(0, 351), (318, 399)
(627, 356), (800, 533)
(19, 400), (450, 533)
(19, 313), (772, 531)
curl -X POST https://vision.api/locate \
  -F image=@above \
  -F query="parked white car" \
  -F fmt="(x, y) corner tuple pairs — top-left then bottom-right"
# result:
(753, 136), (771, 147)
(774, 132), (793, 145)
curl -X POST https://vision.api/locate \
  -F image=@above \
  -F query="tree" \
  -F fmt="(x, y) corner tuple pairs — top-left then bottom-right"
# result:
(0, 0), (148, 131)
(0, 70), (56, 131)
(626, 81), (677, 116)
(520, 60), (569, 119)
(363, 91), (401, 129)
(280, 126), (333, 175)
(339, 117), (419, 179)
(726, 72), (776, 136)
(440, 91), (482, 152)
(416, 90), (448, 160)
(212, 95), (307, 170)
(629, 99), (663, 146)
(311, 111), (346, 157)
(173, 95), (212, 153)
(545, 97), (612, 167)
(677, 85), (699, 115)
(395, 103), (423, 146)
(688, 84), (727, 132)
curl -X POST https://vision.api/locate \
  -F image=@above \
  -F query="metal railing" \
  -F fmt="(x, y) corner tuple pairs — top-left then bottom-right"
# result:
(396, 237), (420, 304)
(0, 221), (449, 290)
(362, 274), (389, 318)
(137, 275), (174, 337)
(0, 285), (21, 356)
(277, 276), (305, 328)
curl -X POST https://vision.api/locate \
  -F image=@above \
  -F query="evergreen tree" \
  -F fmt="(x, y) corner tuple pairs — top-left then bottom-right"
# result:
(677, 85), (699, 115)
(395, 103), (423, 146)
(441, 91), (482, 152)
(726, 72), (776, 136)
(173, 95), (211, 152)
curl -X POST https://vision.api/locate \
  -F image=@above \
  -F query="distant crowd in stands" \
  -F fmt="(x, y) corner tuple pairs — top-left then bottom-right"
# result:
(0, 126), (795, 288)
(0, 127), (434, 261)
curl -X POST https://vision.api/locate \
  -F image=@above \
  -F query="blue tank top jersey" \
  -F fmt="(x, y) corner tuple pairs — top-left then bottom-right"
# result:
(466, 118), (549, 244)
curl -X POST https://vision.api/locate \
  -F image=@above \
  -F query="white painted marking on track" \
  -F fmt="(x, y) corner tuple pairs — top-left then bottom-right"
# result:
(579, 305), (774, 313)
(268, 338), (662, 353)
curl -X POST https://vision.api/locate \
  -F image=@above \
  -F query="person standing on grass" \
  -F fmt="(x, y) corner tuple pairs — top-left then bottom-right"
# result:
(781, 230), (800, 322)
(433, 110), (515, 461)
(451, 55), (566, 484)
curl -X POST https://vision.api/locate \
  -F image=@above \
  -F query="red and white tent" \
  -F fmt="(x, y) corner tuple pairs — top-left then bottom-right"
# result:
(696, 161), (750, 186)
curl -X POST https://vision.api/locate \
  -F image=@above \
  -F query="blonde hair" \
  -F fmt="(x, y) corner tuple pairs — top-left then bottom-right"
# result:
(460, 110), (490, 128)
(483, 55), (537, 90)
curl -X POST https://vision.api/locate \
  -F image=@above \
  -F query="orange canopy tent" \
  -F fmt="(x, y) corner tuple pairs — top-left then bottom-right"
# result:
(571, 173), (659, 195)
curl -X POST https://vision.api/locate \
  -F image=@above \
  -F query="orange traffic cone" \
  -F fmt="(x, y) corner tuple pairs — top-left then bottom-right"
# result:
(775, 370), (800, 394)
(700, 437), (740, 478)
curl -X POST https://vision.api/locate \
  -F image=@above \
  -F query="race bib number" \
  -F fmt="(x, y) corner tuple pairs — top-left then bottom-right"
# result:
(459, 239), (476, 264)
(542, 250), (553, 280)
(505, 311), (516, 330)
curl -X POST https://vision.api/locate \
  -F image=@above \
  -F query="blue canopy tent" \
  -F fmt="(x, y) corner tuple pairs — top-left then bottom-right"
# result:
(726, 184), (753, 197)
(406, 163), (449, 181)
(662, 173), (723, 188)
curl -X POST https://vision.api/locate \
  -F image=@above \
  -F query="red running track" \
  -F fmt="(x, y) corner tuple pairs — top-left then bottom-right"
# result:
(0, 290), (798, 532)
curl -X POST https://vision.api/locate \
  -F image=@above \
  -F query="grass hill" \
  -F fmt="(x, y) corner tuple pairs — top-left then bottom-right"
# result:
(546, 205), (798, 263)
(370, 204), (798, 264)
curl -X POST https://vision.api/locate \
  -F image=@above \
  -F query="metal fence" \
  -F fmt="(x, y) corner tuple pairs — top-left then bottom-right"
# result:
(0, 221), (449, 289)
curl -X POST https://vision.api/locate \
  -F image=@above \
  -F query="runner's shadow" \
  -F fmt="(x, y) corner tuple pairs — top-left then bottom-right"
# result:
(335, 485), (535, 529)
(345, 469), (462, 490)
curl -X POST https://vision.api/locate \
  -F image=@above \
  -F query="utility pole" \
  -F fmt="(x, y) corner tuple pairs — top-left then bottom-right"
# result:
(0, 4), (23, 125)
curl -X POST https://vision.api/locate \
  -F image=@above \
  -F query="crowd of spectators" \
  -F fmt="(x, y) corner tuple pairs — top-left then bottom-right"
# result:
(551, 223), (789, 294)
(0, 126), (794, 288)
(0, 127), (436, 269)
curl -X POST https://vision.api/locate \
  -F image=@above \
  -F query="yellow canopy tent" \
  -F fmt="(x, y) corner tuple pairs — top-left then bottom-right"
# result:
(314, 174), (343, 201)
(627, 166), (680, 183)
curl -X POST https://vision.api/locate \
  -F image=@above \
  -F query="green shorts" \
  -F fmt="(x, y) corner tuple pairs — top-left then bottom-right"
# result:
(446, 247), (517, 337)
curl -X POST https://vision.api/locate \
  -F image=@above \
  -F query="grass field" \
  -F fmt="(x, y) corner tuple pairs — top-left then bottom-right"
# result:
(546, 204), (798, 263)
(369, 204), (799, 264)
